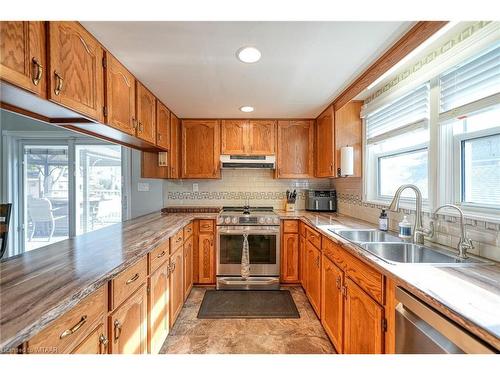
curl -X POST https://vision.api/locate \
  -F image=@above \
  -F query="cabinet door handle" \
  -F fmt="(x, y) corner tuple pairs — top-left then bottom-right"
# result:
(126, 273), (139, 285)
(114, 320), (122, 342)
(158, 134), (162, 140)
(132, 118), (137, 129)
(54, 71), (64, 95)
(330, 163), (333, 172)
(342, 285), (348, 298)
(99, 334), (109, 354)
(32, 57), (43, 86)
(336, 275), (341, 290)
(59, 315), (87, 339)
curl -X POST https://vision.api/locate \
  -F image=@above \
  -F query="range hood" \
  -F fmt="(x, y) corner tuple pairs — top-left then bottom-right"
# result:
(220, 155), (276, 169)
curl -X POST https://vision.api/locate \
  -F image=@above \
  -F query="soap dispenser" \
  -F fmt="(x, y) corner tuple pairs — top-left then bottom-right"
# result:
(379, 209), (388, 231)
(398, 215), (412, 240)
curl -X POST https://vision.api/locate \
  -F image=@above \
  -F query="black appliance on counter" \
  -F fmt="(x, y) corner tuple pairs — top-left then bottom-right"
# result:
(1, 203), (12, 259)
(305, 189), (337, 212)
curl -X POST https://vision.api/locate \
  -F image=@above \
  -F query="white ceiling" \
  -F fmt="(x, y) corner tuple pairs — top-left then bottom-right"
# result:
(82, 21), (413, 118)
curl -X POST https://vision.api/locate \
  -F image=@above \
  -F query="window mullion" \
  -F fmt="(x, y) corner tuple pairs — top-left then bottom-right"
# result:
(429, 77), (440, 211)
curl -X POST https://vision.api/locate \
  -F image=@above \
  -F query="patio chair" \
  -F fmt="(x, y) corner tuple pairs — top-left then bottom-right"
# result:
(27, 197), (65, 241)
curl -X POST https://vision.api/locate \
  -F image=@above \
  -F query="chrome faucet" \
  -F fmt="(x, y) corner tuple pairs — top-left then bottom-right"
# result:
(430, 204), (474, 259)
(388, 184), (431, 244)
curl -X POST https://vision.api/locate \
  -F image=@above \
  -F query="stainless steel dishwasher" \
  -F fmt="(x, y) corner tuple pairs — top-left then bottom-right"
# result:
(395, 287), (496, 354)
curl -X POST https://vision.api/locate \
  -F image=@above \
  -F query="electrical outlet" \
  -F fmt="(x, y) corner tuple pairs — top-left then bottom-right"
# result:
(137, 182), (150, 192)
(192, 183), (199, 192)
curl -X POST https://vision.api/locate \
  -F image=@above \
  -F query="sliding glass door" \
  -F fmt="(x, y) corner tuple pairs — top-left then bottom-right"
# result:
(19, 140), (124, 252)
(23, 145), (69, 251)
(75, 144), (122, 235)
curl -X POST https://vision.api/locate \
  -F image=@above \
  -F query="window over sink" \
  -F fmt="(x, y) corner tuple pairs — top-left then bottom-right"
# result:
(363, 41), (500, 218)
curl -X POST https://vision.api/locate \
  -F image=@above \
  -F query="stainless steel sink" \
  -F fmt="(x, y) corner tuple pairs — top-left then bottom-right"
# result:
(360, 242), (485, 265)
(330, 229), (402, 244)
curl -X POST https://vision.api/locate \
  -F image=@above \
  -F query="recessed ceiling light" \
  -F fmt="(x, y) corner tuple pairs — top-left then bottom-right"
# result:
(237, 46), (261, 63)
(240, 106), (254, 113)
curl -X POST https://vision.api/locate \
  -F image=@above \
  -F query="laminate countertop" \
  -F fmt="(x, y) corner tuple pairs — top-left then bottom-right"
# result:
(1, 209), (499, 352)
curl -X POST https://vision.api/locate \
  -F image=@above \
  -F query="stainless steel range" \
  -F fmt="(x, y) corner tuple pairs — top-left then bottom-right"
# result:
(216, 205), (280, 290)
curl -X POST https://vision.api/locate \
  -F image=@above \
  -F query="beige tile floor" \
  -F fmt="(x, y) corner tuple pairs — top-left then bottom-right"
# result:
(160, 286), (335, 354)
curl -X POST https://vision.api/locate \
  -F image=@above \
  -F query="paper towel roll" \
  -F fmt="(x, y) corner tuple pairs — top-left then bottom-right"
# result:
(340, 146), (354, 176)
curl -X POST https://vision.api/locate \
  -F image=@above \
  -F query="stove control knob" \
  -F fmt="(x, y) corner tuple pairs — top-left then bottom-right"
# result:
(266, 217), (272, 224)
(258, 217), (266, 224)
(224, 217), (231, 224)
(217, 216), (223, 224)
(273, 217), (279, 225)
(232, 217), (239, 224)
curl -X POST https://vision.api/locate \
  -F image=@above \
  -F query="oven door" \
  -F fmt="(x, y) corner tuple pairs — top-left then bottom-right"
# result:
(217, 225), (280, 276)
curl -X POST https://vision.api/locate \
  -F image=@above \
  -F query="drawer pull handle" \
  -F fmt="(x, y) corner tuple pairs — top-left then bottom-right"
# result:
(32, 57), (43, 86)
(156, 250), (166, 259)
(99, 334), (109, 354)
(114, 320), (122, 341)
(126, 273), (140, 285)
(54, 71), (64, 95)
(59, 315), (87, 339)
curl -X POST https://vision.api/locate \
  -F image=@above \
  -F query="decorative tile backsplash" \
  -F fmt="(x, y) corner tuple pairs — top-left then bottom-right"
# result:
(164, 169), (330, 209)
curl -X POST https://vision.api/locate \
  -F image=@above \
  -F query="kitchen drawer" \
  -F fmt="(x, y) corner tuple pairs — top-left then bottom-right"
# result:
(199, 219), (214, 233)
(184, 222), (194, 239)
(28, 285), (106, 354)
(170, 228), (184, 251)
(322, 236), (347, 269)
(149, 240), (170, 274)
(299, 221), (306, 237)
(110, 257), (147, 310)
(344, 250), (384, 305)
(283, 220), (299, 233)
(306, 226), (321, 249)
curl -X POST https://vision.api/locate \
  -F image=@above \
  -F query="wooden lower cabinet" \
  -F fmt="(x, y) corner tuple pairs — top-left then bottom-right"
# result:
(299, 234), (306, 288)
(197, 231), (215, 284)
(148, 262), (170, 354)
(321, 255), (344, 353)
(169, 247), (184, 327)
(281, 232), (299, 283)
(344, 278), (384, 354)
(71, 323), (108, 354)
(305, 241), (321, 316)
(184, 235), (194, 299)
(109, 284), (148, 354)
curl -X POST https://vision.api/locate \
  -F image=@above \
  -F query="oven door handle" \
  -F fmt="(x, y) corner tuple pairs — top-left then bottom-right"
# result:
(217, 227), (280, 235)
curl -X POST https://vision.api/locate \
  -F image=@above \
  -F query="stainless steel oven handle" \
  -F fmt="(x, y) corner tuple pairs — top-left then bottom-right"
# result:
(217, 226), (280, 234)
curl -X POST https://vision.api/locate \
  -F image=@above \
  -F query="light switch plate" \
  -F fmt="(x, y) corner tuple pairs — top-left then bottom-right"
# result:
(192, 183), (199, 192)
(138, 182), (150, 192)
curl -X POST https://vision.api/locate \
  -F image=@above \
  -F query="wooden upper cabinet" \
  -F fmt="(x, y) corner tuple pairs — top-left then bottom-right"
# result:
(156, 101), (170, 150)
(181, 120), (220, 179)
(221, 120), (247, 154)
(0, 21), (46, 97)
(248, 120), (276, 155)
(136, 81), (156, 144)
(335, 101), (363, 178)
(105, 53), (136, 136)
(277, 120), (314, 178)
(48, 22), (104, 122)
(344, 278), (384, 354)
(316, 105), (335, 177)
(169, 113), (181, 179)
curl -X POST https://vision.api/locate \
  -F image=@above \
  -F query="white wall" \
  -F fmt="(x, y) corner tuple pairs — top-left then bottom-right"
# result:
(129, 149), (164, 218)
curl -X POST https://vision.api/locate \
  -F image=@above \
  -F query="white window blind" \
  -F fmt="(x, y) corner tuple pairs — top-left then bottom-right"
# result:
(440, 43), (500, 114)
(365, 83), (430, 144)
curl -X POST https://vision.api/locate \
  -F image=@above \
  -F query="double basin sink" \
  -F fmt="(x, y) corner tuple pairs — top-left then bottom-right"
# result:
(329, 229), (486, 266)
